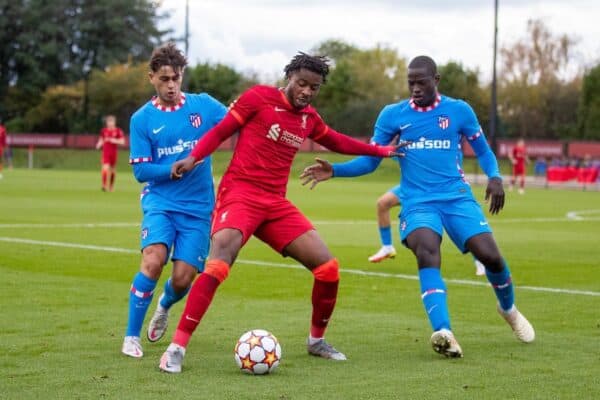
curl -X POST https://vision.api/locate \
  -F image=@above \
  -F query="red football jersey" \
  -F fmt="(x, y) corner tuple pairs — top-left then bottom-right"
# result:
(0, 125), (6, 147)
(512, 145), (526, 167)
(222, 85), (330, 195)
(100, 127), (124, 155)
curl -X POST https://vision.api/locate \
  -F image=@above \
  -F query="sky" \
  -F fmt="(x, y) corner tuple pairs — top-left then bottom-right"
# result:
(156, 0), (600, 83)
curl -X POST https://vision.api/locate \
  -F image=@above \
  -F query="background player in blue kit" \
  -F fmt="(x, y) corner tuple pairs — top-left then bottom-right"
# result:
(122, 43), (227, 358)
(301, 55), (534, 358)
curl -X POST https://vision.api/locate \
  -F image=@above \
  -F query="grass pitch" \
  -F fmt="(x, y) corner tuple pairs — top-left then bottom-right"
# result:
(1, 152), (599, 400)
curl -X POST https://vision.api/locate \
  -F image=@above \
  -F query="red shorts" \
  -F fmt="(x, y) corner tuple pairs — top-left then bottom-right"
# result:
(513, 164), (525, 175)
(102, 151), (117, 166)
(211, 183), (314, 254)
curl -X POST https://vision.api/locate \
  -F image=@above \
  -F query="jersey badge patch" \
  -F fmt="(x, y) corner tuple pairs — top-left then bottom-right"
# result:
(189, 113), (202, 128)
(438, 115), (450, 130)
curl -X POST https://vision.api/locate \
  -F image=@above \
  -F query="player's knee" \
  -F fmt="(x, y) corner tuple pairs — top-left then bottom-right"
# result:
(171, 266), (196, 290)
(203, 259), (230, 283)
(140, 247), (166, 278)
(312, 258), (339, 282)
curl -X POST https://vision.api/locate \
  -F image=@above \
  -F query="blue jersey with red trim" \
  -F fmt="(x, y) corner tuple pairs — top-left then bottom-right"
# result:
(373, 95), (486, 205)
(129, 92), (226, 217)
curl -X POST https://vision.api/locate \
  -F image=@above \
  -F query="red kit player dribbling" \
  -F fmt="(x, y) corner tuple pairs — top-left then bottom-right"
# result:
(158, 53), (407, 373)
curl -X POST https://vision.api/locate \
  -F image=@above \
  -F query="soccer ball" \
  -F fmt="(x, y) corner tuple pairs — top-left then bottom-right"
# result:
(234, 329), (282, 375)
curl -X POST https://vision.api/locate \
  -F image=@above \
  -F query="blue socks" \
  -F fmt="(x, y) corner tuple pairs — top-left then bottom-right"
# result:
(125, 272), (157, 337)
(485, 262), (515, 312)
(159, 278), (190, 309)
(418, 267), (451, 331)
(379, 225), (392, 246)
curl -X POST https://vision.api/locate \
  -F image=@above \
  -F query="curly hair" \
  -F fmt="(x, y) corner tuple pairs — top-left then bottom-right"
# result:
(149, 42), (188, 72)
(284, 52), (330, 83)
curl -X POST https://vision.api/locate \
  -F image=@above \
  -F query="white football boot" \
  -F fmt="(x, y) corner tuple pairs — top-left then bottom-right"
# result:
(474, 259), (486, 276)
(122, 336), (143, 358)
(430, 329), (463, 358)
(498, 304), (535, 343)
(159, 344), (186, 373)
(368, 245), (397, 263)
(147, 294), (169, 342)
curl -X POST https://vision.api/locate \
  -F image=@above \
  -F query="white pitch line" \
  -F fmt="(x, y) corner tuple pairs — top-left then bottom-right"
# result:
(1, 213), (600, 230)
(0, 222), (138, 229)
(1, 236), (598, 297)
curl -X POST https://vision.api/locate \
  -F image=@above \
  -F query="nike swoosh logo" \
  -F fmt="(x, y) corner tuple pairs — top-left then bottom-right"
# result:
(153, 125), (165, 134)
(185, 315), (200, 323)
(427, 305), (438, 314)
(480, 221), (489, 226)
(400, 124), (412, 130)
(274, 106), (286, 112)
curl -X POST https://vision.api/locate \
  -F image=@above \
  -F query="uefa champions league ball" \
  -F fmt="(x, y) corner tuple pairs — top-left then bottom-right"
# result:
(234, 329), (282, 375)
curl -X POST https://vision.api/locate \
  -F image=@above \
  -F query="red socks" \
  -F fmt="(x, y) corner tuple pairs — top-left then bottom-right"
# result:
(173, 260), (230, 348)
(310, 259), (340, 338)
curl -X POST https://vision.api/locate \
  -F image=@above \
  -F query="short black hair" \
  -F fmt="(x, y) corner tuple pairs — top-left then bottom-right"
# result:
(408, 55), (438, 77)
(284, 52), (330, 83)
(149, 42), (188, 73)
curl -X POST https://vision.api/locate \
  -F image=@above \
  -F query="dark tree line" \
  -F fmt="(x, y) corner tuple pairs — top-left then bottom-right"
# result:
(0, 7), (598, 141)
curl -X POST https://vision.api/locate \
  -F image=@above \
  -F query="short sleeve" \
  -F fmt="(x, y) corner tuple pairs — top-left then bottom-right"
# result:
(201, 93), (228, 127)
(459, 101), (483, 140)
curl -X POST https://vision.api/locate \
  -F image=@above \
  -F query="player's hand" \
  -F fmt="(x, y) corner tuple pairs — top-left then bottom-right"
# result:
(485, 177), (505, 214)
(300, 158), (333, 189)
(171, 156), (197, 180)
(379, 140), (411, 157)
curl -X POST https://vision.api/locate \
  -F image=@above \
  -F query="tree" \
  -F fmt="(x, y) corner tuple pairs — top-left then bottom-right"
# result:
(187, 63), (255, 105)
(577, 64), (600, 139)
(438, 62), (489, 129)
(24, 62), (155, 133)
(311, 40), (408, 136)
(0, 0), (168, 126)
(498, 19), (581, 138)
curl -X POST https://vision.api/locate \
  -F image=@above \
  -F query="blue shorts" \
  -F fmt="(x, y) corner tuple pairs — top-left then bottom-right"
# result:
(140, 210), (210, 271)
(399, 198), (492, 253)
(388, 184), (402, 202)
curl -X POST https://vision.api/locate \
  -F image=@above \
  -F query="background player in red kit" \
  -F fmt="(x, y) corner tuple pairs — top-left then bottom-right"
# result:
(158, 52), (406, 373)
(96, 114), (125, 191)
(509, 138), (529, 194)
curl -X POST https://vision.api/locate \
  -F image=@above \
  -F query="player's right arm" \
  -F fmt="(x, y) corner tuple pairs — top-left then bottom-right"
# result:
(129, 114), (171, 183)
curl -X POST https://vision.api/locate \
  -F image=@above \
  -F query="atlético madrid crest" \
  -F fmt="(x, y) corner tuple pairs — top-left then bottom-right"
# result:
(438, 115), (450, 130)
(189, 113), (202, 128)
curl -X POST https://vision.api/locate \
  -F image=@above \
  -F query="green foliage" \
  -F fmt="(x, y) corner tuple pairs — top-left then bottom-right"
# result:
(24, 84), (84, 133)
(577, 65), (600, 139)
(187, 62), (256, 105)
(498, 19), (581, 139)
(313, 41), (408, 136)
(0, 0), (167, 122)
(438, 61), (490, 129)
(88, 63), (155, 133)
(21, 63), (154, 133)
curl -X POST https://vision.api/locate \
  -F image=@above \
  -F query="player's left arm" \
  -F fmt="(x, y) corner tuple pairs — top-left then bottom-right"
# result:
(462, 102), (504, 214)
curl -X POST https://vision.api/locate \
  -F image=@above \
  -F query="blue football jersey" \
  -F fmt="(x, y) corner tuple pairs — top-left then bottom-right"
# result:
(129, 93), (227, 217)
(373, 95), (482, 206)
